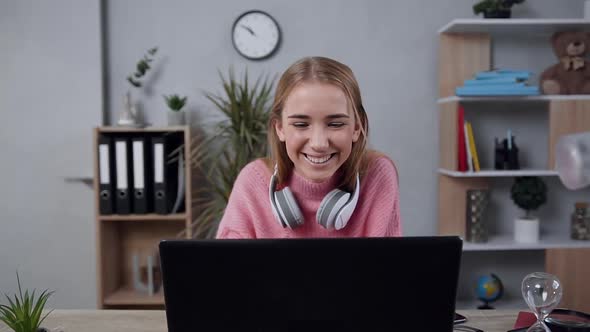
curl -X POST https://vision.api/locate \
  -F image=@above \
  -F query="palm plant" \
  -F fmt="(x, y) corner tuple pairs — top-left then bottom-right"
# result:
(0, 272), (53, 332)
(189, 68), (275, 238)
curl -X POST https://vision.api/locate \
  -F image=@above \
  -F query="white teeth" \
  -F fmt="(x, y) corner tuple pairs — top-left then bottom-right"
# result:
(305, 154), (333, 164)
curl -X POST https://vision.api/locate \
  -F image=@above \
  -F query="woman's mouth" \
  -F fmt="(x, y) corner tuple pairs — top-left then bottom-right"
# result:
(304, 153), (335, 164)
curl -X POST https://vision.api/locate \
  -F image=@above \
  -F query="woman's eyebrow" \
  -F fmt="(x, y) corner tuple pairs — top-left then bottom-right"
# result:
(286, 114), (350, 119)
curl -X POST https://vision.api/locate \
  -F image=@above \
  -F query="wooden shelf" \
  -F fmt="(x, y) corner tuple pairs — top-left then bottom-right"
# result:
(438, 18), (590, 35)
(463, 234), (590, 251)
(438, 169), (559, 178)
(103, 286), (164, 306)
(438, 95), (590, 104)
(99, 213), (187, 221)
(94, 127), (197, 309)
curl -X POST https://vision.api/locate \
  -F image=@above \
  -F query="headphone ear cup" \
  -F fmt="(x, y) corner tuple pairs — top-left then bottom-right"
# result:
(274, 187), (304, 229)
(316, 189), (350, 229)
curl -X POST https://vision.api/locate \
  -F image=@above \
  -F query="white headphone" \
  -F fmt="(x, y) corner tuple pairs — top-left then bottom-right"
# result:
(268, 165), (360, 230)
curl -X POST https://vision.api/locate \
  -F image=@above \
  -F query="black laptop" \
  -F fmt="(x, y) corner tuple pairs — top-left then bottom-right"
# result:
(159, 236), (462, 332)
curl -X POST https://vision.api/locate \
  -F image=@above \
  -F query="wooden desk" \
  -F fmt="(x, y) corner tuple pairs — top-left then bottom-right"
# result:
(0, 309), (520, 332)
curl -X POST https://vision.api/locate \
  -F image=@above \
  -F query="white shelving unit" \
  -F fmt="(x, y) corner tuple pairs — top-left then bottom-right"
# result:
(438, 95), (590, 104)
(438, 19), (590, 312)
(463, 234), (590, 251)
(438, 169), (559, 178)
(438, 18), (590, 35)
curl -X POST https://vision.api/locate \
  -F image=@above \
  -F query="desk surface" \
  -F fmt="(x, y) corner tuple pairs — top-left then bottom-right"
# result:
(0, 309), (520, 332)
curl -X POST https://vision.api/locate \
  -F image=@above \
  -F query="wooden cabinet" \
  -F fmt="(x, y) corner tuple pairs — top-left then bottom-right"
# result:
(437, 19), (590, 310)
(93, 126), (197, 308)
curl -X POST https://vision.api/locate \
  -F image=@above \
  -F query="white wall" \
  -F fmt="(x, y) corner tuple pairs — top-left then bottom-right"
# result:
(0, 0), (103, 308)
(105, 0), (586, 236)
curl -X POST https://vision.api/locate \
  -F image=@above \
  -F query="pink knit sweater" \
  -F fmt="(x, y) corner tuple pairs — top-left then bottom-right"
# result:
(216, 156), (402, 238)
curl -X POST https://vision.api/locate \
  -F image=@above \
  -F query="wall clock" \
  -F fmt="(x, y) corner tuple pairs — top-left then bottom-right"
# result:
(232, 10), (281, 60)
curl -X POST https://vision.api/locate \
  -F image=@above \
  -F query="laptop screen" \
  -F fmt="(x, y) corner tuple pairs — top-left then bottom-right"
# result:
(159, 236), (462, 332)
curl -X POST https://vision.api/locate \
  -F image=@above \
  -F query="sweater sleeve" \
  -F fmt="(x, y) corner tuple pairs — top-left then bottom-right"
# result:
(215, 161), (266, 239)
(361, 157), (402, 237)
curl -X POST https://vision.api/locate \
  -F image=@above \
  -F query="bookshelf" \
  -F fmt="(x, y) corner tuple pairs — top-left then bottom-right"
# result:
(93, 126), (197, 309)
(437, 19), (590, 312)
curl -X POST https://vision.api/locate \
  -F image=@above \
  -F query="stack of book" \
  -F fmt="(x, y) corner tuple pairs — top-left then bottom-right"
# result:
(457, 105), (480, 172)
(455, 70), (540, 96)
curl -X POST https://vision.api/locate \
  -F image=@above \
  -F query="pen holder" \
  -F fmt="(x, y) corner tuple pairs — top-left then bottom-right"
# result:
(494, 136), (520, 170)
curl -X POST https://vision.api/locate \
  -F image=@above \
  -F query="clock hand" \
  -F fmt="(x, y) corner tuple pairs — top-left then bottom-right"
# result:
(240, 24), (256, 36)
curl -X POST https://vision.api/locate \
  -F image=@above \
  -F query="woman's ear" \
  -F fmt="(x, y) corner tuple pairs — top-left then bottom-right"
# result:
(352, 120), (361, 143)
(274, 119), (286, 142)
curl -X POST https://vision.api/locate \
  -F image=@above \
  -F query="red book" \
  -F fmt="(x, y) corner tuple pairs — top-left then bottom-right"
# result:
(457, 105), (467, 171)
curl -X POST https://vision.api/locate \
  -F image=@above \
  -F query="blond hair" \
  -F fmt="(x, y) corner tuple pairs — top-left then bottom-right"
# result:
(267, 56), (370, 191)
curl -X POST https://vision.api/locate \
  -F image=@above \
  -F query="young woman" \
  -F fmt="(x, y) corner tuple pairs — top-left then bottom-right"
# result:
(216, 56), (401, 238)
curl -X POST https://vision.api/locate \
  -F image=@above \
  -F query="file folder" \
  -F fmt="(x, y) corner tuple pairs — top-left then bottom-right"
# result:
(132, 137), (153, 214)
(152, 134), (184, 214)
(115, 137), (134, 214)
(98, 135), (115, 215)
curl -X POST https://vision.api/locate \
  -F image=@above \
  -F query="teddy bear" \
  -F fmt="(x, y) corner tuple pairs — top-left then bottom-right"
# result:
(540, 31), (590, 95)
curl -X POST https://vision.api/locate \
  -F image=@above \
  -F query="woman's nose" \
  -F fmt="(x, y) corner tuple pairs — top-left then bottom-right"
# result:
(309, 128), (329, 150)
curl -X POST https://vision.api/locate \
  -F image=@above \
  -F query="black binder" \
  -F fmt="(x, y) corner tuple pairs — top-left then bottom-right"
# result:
(98, 135), (115, 215)
(131, 136), (153, 214)
(152, 134), (182, 214)
(114, 137), (134, 214)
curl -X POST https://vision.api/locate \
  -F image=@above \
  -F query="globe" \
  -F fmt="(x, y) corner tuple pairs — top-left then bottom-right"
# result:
(476, 273), (503, 309)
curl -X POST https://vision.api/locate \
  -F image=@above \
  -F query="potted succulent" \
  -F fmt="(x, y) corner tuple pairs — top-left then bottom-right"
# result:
(510, 176), (547, 243)
(189, 68), (275, 238)
(164, 94), (188, 126)
(117, 47), (158, 127)
(0, 272), (53, 332)
(473, 0), (525, 18)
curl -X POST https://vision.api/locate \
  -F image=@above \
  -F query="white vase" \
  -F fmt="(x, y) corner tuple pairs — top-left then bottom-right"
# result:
(117, 91), (142, 127)
(514, 217), (540, 244)
(167, 110), (186, 126)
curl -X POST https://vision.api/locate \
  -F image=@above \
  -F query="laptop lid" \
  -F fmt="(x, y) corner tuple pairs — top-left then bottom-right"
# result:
(159, 236), (462, 332)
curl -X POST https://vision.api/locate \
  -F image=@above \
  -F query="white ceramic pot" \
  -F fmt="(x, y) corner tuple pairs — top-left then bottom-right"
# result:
(167, 110), (185, 126)
(514, 217), (540, 243)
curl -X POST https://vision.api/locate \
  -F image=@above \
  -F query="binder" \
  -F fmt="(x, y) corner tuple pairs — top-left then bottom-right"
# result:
(98, 135), (115, 214)
(457, 105), (467, 172)
(115, 137), (134, 214)
(132, 137), (153, 214)
(153, 136), (170, 214)
(152, 134), (183, 214)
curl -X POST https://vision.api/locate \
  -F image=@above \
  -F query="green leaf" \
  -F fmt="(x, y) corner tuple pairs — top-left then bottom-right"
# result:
(0, 272), (53, 332)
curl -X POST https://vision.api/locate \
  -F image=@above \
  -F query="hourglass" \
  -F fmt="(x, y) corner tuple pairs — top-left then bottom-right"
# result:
(521, 272), (563, 332)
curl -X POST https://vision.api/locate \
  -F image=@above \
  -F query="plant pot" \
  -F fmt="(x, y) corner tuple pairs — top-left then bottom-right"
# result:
(514, 217), (540, 243)
(484, 9), (511, 19)
(167, 110), (186, 126)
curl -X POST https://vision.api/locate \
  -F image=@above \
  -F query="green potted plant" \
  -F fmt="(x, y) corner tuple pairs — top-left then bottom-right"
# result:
(0, 272), (53, 332)
(118, 47), (158, 127)
(188, 68), (275, 238)
(510, 176), (547, 243)
(473, 0), (525, 18)
(164, 94), (188, 126)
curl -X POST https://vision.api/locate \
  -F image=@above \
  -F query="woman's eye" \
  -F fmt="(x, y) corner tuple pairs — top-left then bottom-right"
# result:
(328, 122), (345, 128)
(292, 122), (308, 128)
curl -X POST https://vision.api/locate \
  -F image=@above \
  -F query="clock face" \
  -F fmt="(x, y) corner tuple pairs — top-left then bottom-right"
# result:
(232, 10), (281, 60)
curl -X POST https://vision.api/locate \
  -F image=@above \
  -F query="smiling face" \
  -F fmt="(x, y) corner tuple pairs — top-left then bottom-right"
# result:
(274, 82), (361, 182)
